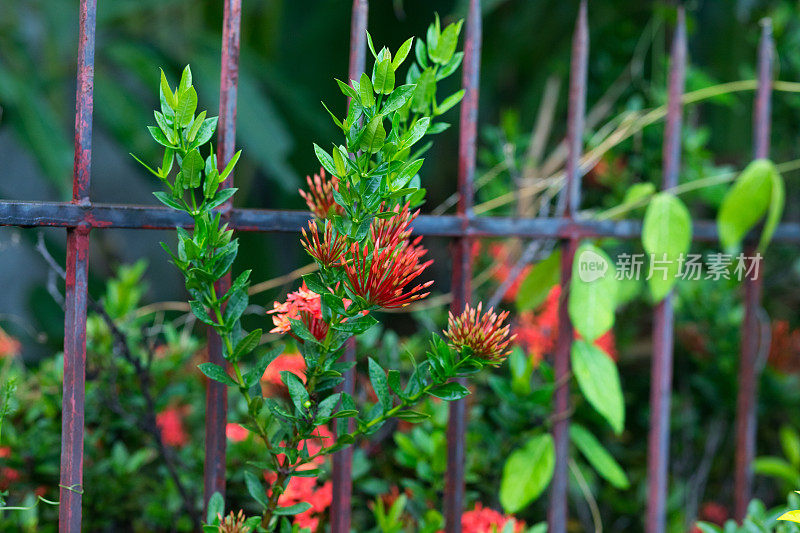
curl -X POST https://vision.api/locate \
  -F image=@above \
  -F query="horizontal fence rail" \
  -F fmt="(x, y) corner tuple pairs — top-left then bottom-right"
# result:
(1, 0), (787, 531)
(2, 201), (800, 242)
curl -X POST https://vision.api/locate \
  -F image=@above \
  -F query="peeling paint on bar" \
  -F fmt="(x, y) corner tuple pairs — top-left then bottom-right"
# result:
(60, 0), (96, 530)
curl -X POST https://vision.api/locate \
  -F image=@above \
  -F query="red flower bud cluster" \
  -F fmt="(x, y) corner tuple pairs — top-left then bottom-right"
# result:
(299, 168), (343, 219)
(445, 303), (515, 364)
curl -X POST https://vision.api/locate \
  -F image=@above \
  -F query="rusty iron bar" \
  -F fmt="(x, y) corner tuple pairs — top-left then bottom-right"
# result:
(59, 0), (97, 531)
(734, 17), (773, 522)
(331, 2), (368, 532)
(547, 3), (587, 532)
(645, 7), (686, 533)
(203, 0), (243, 509)
(4, 200), (800, 243)
(444, 1), (481, 531)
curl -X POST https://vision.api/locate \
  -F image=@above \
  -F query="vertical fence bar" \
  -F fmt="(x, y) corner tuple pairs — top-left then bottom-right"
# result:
(59, 0), (96, 531)
(734, 17), (772, 522)
(331, 2), (368, 531)
(444, 1), (480, 532)
(645, 8), (686, 533)
(204, 0), (242, 509)
(547, 3), (587, 532)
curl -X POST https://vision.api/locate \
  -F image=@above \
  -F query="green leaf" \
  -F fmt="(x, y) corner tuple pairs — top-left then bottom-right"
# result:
(568, 242), (617, 342)
(175, 86), (198, 128)
(780, 425), (800, 469)
(571, 340), (625, 434)
(219, 150), (242, 183)
(243, 345), (283, 388)
(181, 149), (204, 188)
(178, 65), (193, 95)
(274, 502), (313, 516)
(436, 89), (464, 115)
(152, 191), (183, 211)
(147, 126), (174, 148)
(391, 158), (424, 191)
(314, 143), (337, 176)
(189, 300), (216, 325)
(437, 52), (464, 80)
(753, 456), (800, 486)
(642, 193), (692, 302)
(368, 358), (392, 412)
(359, 73), (376, 107)
(428, 382), (470, 401)
(208, 188), (237, 210)
(382, 85), (415, 115)
(366, 31), (378, 59)
(186, 110), (206, 142)
(224, 289), (248, 327)
(231, 329), (262, 363)
(516, 249), (561, 312)
(569, 424), (629, 489)
(198, 362), (237, 387)
(335, 78), (359, 101)
(430, 20), (463, 64)
(372, 58), (395, 95)
(194, 116), (218, 146)
(717, 159), (782, 252)
(360, 116), (386, 154)
(244, 470), (269, 509)
(411, 68), (436, 113)
(334, 314), (378, 334)
(414, 38), (428, 68)
(394, 410), (430, 422)
(332, 146), (347, 177)
(392, 37), (414, 70)
(499, 434), (555, 513)
(160, 69), (176, 110)
(206, 491), (224, 524)
(760, 160), (785, 252)
(402, 117), (430, 149)
(282, 371), (309, 413)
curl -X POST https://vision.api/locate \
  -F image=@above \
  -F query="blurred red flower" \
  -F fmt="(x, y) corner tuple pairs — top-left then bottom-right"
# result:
(438, 503), (525, 533)
(0, 327), (21, 358)
(156, 407), (188, 447)
(226, 423), (249, 443)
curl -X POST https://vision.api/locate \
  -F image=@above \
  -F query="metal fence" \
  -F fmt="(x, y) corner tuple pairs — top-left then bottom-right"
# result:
(0, 0), (796, 532)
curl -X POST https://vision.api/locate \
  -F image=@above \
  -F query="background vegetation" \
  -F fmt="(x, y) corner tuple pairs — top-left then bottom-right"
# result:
(2, 0), (800, 531)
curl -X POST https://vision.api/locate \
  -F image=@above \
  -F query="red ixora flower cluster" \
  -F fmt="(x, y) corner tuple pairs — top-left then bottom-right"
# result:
(342, 205), (433, 309)
(438, 503), (525, 533)
(268, 282), (328, 341)
(299, 168), (343, 219)
(445, 303), (515, 364)
(301, 219), (348, 268)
